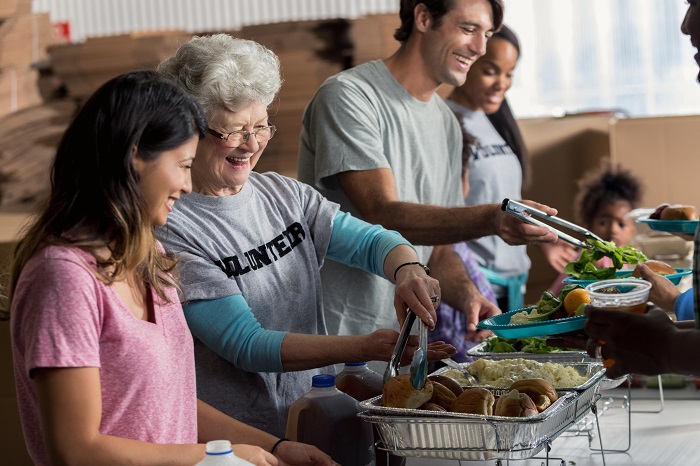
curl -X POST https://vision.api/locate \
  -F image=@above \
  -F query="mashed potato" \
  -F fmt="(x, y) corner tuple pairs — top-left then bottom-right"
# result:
(508, 310), (532, 324)
(466, 358), (588, 388)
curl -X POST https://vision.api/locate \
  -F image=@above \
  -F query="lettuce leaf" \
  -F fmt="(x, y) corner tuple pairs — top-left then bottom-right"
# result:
(563, 238), (647, 280)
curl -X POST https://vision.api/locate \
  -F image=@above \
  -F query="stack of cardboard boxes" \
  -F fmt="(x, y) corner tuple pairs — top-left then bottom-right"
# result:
(0, 0), (51, 119)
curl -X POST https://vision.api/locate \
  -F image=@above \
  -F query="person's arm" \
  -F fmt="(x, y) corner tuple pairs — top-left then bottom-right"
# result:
(674, 290), (694, 321)
(326, 210), (439, 328)
(336, 168), (558, 246)
(634, 262), (682, 313)
(34, 367), (214, 466)
(184, 296), (456, 373)
(197, 400), (335, 466)
(584, 305), (700, 378)
(427, 244), (500, 342)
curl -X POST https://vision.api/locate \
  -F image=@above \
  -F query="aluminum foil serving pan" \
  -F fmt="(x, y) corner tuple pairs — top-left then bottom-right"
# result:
(464, 344), (627, 391)
(434, 360), (605, 392)
(466, 340), (590, 363)
(359, 386), (597, 461)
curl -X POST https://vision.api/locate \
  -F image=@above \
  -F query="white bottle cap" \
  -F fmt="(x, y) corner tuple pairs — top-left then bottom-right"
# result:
(206, 440), (233, 454)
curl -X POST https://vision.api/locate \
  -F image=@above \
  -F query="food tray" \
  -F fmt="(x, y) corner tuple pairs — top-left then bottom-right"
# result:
(637, 217), (699, 234)
(464, 343), (627, 391)
(477, 308), (585, 338)
(431, 361), (604, 395)
(359, 379), (601, 461)
(467, 340), (590, 363)
(562, 267), (691, 286)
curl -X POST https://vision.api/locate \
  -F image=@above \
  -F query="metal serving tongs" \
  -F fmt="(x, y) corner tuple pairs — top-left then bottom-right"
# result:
(501, 198), (605, 249)
(383, 310), (428, 390)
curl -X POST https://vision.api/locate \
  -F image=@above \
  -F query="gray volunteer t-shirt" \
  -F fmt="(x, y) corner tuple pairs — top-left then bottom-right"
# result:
(298, 60), (463, 338)
(447, 100), (530, 296)
(157, 171), (339, 437)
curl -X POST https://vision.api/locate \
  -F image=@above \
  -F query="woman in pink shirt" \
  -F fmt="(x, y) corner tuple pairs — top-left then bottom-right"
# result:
(7, 71), (334, 466)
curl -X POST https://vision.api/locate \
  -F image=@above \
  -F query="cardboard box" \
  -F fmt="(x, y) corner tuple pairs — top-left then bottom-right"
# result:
(519, 114), (612, 303)
(0, 237), (32, 464)
(610, 115), (700, 209)
(519, 113), (700, 303)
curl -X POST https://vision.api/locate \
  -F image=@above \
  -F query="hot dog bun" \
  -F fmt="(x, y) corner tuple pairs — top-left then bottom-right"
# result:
(658, 204), (699, 220)
(428, 374), (464, 397)
(494, 389), (538, 417)
(382, 375), (433, 409)
(508, 378), (558, 413)
(452, 387), (495, 415)
(633, 260), (676, 277)
(428, 381), (458, 410)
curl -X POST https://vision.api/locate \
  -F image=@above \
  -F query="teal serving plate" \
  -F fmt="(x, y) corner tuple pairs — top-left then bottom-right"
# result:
(637, 217), (698, 234)
(562, 267), (691, 286)
(477, 307), (586, 338)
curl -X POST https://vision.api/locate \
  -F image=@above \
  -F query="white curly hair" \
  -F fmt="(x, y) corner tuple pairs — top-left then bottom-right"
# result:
(158, 33), (282, 118)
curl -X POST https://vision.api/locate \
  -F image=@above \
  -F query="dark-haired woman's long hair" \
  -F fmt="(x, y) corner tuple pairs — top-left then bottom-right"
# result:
(8, 71), (207, 314)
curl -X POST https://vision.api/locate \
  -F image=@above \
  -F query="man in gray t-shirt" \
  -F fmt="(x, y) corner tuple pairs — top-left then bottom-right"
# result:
(298, 0), (558, 342)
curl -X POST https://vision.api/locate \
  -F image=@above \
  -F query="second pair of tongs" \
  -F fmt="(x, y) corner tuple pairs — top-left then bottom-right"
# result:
(501, 198), (604, 249)
(382, 310), (428, 390)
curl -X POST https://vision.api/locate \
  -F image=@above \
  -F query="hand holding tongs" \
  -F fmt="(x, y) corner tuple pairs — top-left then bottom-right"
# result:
(383, 310), (428, 390)
(501, 198), (604, 249)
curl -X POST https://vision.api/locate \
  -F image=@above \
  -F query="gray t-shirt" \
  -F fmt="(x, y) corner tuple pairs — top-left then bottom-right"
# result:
(447, 100), (530, 296)
(157, 171), (339, 437)
(298, 60), (463, 338)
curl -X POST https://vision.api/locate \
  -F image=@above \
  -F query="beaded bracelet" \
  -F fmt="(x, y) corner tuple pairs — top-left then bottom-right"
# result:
(271, 437), (289, 455)
(393, 261), (430, 281)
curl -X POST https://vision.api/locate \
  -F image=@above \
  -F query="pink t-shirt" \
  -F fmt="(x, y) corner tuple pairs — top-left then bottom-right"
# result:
(11, 246), (197, 465)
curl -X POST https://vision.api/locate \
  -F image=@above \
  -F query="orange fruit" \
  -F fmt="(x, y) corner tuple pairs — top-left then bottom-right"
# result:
(564, 288), (591, 314)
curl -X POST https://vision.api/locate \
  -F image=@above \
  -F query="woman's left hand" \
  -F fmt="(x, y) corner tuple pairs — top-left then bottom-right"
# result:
(393, 268), (441, 330)
(365, 329), (456, 364)
(274, 439), (336, 466)
(232, 445), (278, 466)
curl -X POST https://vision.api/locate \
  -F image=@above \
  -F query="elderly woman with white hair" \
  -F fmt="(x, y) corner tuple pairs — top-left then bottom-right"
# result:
(156, 34), (455, 438)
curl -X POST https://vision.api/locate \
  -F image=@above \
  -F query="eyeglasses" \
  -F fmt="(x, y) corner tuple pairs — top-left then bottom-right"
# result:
(207, 125), (276, 147)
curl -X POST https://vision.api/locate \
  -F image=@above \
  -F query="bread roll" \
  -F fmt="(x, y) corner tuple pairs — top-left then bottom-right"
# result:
(428, 374), (464, 397)
(659, 204), (699, 220)
(508, 378), (558, 405)
(382, 375), (433, 409)
(452, 387), (495, 415)
(494, 389), (538, 417)
(633, 259), (675, 277)
(418, 401), (447, 412)
(428, 381), (458, 410)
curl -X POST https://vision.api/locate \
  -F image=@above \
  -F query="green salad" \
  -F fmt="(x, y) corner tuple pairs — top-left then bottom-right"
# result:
(563, 238), (647, 280)
(482, 336), (577, 354)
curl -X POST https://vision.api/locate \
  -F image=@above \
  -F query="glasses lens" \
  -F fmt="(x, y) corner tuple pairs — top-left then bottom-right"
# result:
(254, 126), (275, 142)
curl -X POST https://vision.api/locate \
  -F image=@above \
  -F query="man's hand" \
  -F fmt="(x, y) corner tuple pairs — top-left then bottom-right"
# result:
(584, 305), (676, 379)
(634, 263), (680, 312)
(461, 283), (501, 342)
(495, 200), (559, 246)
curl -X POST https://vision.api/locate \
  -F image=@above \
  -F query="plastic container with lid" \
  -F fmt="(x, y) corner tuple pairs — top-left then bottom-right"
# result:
(194, 440), (254, 466)
(335, 362), (384, 402)
(286, 374), (375, 466)
(335, 363), (406, 466)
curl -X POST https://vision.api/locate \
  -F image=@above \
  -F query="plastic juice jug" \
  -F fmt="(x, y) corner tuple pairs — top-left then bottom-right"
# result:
(286, 374), (375, 466)
(336, 362), (383, 401)
(194, 440), (253, 465)
(335, 363), (406, 466)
